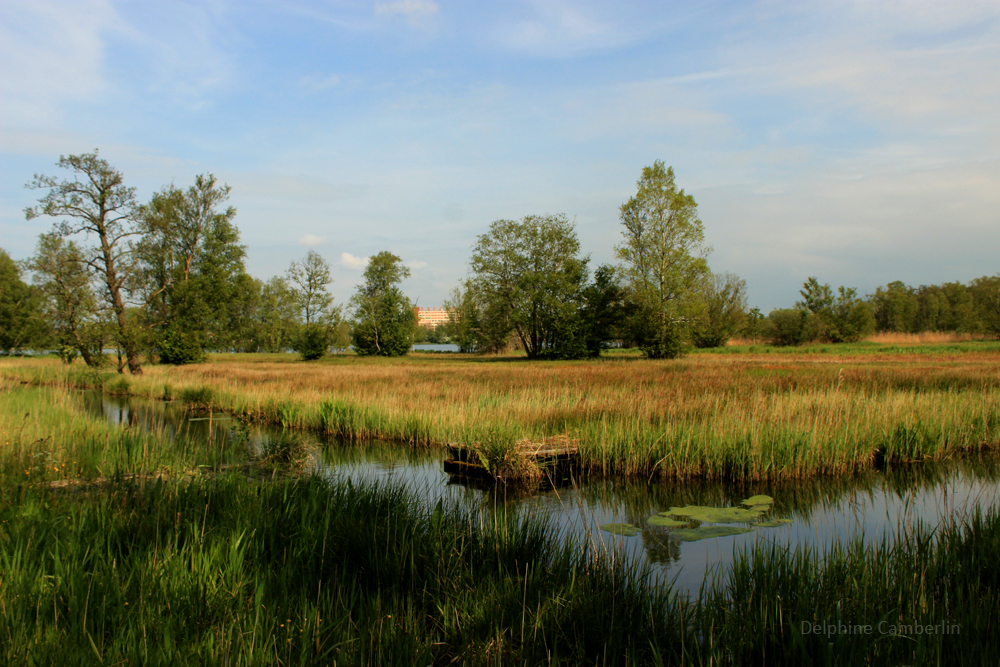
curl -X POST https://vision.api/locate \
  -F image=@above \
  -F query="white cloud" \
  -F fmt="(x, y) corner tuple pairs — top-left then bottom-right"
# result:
(407, 260), (428, 270)
(298, 234), (327, 246)
(374, 0), (439, 27)
(0, 0), (120, 126)
(340, 252), (370, 269)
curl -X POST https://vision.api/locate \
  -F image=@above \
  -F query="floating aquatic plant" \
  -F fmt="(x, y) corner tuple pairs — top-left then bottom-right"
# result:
(662, 506), (766, 524)
(600, 523), (640, 536)
(755, 519), (792, 528)
(647, 515), (688, 527)
(741, 494), (774, 506)
(670, 526), (752, 541)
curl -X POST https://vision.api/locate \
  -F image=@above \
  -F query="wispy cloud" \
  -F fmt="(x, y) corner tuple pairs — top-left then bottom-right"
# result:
(340, 252), (369, 269)
(407, 260), (428, 270)
(298, 234), (327, 246)
(375, 0), (439, 28)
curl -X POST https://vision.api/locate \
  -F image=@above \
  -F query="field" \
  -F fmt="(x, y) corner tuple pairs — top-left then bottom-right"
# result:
(4, 341), (999, 481)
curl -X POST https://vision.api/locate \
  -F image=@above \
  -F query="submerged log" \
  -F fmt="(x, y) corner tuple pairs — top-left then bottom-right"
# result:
(444, 434), (579, 482)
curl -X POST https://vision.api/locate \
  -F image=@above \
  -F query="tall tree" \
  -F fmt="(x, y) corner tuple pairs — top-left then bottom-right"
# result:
(616, 161), (710, 359)
(135, 174), (246, 361)
(797, 277), (874, 343)
(25, 152), (143, 373)
(28, 234), (103, 365)
(689, 272), (748, 348)
(0, 249), (45, 354)
(287, 250), (335, 325)
(349, 251), (415, 357)
(471, 214), (589, 359)
(256, 277), (301, 353)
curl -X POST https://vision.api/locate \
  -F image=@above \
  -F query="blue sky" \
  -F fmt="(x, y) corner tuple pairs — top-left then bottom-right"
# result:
(2, 0), (998, 311)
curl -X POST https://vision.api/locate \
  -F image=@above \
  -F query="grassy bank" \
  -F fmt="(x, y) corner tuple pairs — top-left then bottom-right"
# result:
(3, 341), (999, 481)
(1, 381), (998, 664)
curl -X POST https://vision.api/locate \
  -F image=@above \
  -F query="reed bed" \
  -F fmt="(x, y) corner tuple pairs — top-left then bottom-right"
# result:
(3, 378), (999, 664)
(3, 342), (999, 481)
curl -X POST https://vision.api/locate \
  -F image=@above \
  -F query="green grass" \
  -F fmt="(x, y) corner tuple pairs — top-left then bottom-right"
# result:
(2, 379), (1000, 664)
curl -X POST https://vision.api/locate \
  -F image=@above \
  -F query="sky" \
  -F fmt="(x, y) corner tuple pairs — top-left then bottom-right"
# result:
(2, 0), (998, 312)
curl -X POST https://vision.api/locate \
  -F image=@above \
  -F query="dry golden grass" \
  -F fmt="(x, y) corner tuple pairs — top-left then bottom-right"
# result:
(4, 343), (999, 480)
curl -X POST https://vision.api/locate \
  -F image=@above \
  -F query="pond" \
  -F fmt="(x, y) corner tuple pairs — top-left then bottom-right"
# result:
(86, 392), (1000, 597)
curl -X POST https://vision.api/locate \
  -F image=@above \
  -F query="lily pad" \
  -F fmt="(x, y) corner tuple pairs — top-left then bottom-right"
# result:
(600, 523), (640, 536)
(741, 495), (774, 507)
(748, 505), (772, 513)
(647, 515), (688, 527)
(663, 506), (765, 524)
(755, 519), (792, 528)
(671, 526), (752, 542)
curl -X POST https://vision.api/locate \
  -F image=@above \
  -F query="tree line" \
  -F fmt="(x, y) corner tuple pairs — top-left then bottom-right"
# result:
(2, 153), (997, 366)
(0, 151), (414, 371)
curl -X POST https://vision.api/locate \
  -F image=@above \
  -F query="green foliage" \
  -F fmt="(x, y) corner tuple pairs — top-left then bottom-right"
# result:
(470, 214), (590, 359)
(158, 328), (207, 365)
(135, 173), (250, 354)
(442, 279), (510, 354)
(797, 277), (875, 343)
(287, 250), (335, 325)
(616, 161), (710, 359)
(349, 251), (415, 357)
(764, 308), (809, 346)
(25, 151), (143, 373)
(27, 234), (105, 365)
(294, 322), (329, 361)
(0, 248), (45, 353)
(580, 264), (631, 356)
(690, 272), (748, 348)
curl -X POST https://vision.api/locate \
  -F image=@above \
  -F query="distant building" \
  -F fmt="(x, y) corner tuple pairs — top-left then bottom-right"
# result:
(413, 306), (454, 328)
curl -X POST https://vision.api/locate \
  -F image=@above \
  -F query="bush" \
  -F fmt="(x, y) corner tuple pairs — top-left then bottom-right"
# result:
(764, 308), (808, 346)
(158, 329), (206, 365)
(294, 323), (329, 361)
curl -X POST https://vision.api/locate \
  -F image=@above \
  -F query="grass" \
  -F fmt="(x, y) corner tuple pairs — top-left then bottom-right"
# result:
(3, 340), (999, 481)
(2, 375), (999, 664)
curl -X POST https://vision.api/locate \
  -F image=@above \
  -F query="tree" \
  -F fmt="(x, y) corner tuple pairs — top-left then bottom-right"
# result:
(287, 250), (335, 325)
(28, 233), (103, 365)
(690, 272), (748, 348)
(349, 251), (415, 357)
(135, 174), (247, 359)
(25, 152), (143, 373)
(970, 275), (1000, 336)
(255, 277), (300, 353)
(470, 214), (589, 359)
(580, 264), (630, 356)
(616, 161), (710, 359)
(0, 249), (45, 354)
(764, 308), (808, 346)
(797, 277), (874, 343)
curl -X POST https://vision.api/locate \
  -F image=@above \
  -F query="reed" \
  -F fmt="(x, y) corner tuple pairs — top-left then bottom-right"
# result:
(4, 341), (999, 481)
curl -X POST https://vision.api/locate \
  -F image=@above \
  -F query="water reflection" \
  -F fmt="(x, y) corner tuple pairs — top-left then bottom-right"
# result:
(84, 392), (1000, 597)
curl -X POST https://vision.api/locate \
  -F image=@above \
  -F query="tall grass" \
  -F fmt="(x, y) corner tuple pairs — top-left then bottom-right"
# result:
(2, 378), (999, 664)
(4, 343), (999, 481)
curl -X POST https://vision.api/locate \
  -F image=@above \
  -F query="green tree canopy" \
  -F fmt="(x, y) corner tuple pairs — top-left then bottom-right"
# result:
(0, 249), (45, 354)
(616, 161), (710, 359)
(287, 250), (336, 325)
(25, 151), (143, 373)
(470, 214), (589, 359)
(28, 234), (104, 365)
(349, 251), (415, 357)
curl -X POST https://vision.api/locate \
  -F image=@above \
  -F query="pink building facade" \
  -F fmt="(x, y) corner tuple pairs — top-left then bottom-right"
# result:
(413, 306), (454, 328)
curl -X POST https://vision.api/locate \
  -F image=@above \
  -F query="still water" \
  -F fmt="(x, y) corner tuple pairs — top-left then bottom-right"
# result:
(87, 392), (1000, 597)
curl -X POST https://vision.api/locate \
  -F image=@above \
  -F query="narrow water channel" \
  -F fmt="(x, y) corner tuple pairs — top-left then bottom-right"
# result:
(86, 392), (1000, 597)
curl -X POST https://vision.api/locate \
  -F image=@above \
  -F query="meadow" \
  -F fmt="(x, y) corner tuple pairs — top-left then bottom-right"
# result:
(3, 340), (998, 481)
